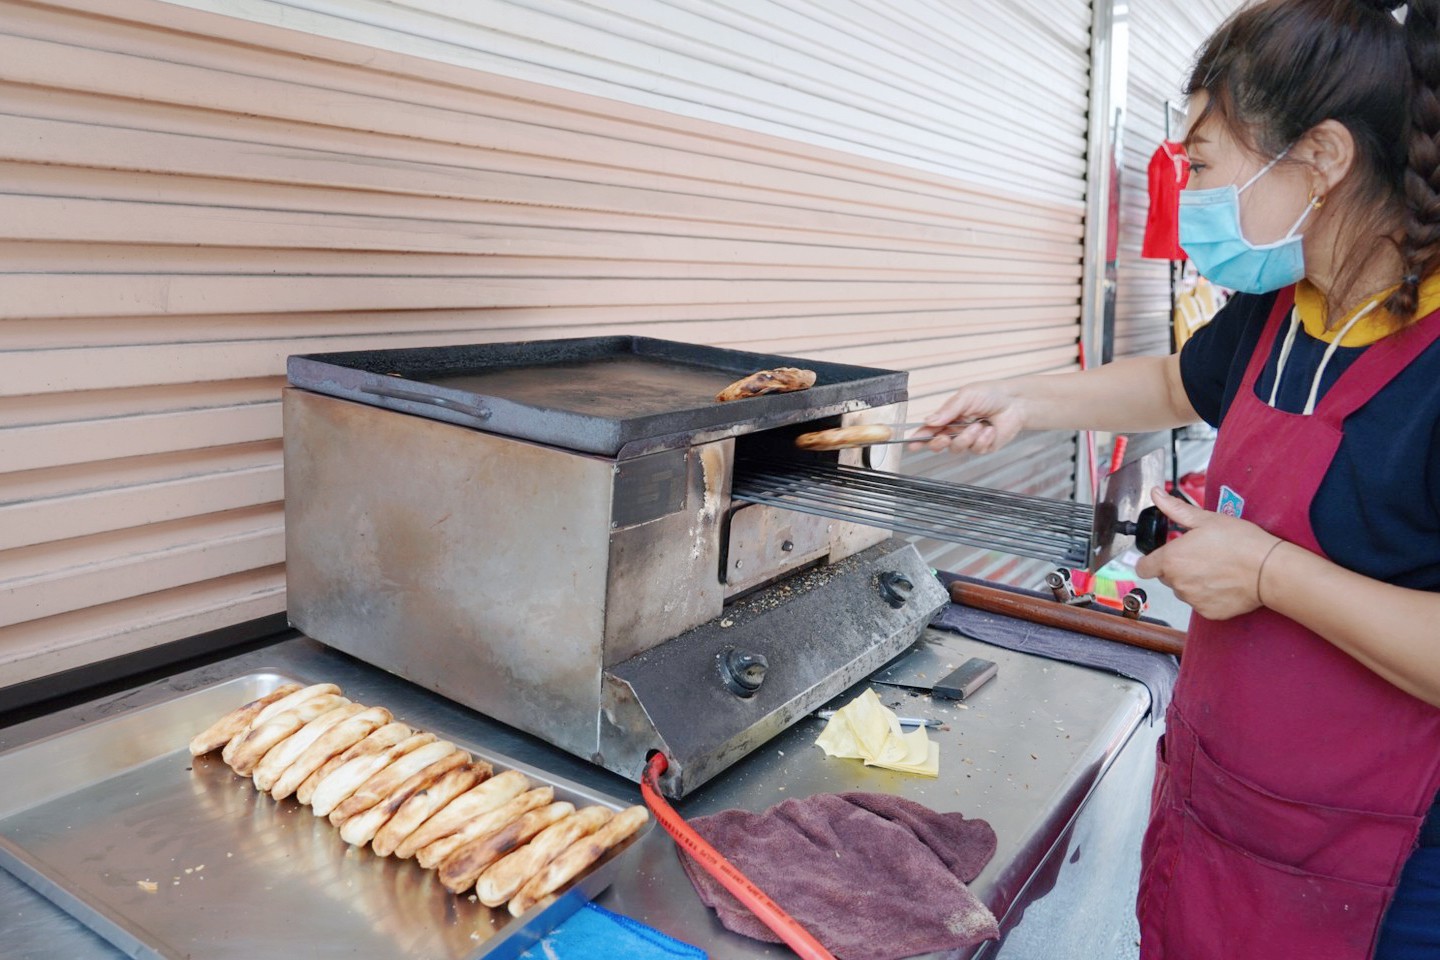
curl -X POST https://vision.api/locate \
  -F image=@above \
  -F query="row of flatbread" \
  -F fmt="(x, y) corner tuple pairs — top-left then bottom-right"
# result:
(189, 682), (647, 916)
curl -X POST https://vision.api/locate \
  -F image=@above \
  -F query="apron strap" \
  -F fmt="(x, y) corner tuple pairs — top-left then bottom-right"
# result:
(1235, 288), (1298, 398)
(1317, 304), (1440, 424)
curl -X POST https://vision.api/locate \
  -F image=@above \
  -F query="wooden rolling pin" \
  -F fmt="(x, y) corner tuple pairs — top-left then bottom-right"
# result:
(948, 579), (1186, 658)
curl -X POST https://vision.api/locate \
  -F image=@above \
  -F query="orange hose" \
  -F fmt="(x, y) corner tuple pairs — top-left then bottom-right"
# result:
(640, 753), (837, 960)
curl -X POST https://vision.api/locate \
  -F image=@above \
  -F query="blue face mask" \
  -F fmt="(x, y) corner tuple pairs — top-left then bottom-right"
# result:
(1178, 150), (1317, 294)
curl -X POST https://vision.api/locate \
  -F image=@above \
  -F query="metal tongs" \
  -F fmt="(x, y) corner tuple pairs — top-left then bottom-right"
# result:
(794, 419), (990, 450)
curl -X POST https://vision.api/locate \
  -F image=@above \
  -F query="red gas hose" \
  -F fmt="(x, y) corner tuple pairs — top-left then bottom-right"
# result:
(640, 753), (837, 960)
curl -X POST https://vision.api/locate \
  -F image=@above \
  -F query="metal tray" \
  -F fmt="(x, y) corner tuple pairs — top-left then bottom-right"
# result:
(287, 336), (908, 458)
(0, 673), (651, 960)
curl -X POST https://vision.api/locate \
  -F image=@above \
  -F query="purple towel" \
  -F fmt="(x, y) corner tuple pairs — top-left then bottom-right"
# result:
(678, 792), (999, 960)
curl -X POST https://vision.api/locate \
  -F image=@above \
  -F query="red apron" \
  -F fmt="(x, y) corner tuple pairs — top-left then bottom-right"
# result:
(1137, 288), (1440, 960)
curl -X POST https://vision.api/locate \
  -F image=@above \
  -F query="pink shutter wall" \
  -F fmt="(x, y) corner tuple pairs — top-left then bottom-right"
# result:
(0, 0), (1086, 690)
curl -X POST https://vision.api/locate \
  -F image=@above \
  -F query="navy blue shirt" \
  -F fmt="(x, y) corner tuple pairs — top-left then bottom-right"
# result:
(1178, 289), (1440, 592)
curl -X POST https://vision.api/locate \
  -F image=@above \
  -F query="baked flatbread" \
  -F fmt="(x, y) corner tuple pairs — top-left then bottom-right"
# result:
(327, 741), (460, 826)
(252, 702), (363, 792)
(394, 769), (529, 860)
(715, 367), (816, 402)
(794, 424), (893, 451)
(270, 707), (393, 802)
(189, 684), (302, 756)
(251, 682), (342, 727)
(475, 805), (613, 907)
(227, 694), (346, 776)
(221, 683), (339, 766)
(507, 805), (649, 916)
(438, 801), (576, 894)
(310, 732), (436, 818)
(371, 762), (489, 857)
(295, 721), (410, 806)
(416, 786), (552, 870)
(336, 750), (470, 846)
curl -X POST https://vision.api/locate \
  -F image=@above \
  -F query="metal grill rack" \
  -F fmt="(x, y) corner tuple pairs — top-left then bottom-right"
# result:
(732, 457), (1094, 566)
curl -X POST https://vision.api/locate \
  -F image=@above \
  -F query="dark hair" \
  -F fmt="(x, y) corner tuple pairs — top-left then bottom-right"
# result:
(1184, 0), (1440, 324)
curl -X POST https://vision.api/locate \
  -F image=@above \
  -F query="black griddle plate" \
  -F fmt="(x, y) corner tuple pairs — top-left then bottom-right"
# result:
(288, 336), (907, 459)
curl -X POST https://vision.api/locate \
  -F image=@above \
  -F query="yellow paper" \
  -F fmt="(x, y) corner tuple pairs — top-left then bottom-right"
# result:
(814, 689), (939, 777)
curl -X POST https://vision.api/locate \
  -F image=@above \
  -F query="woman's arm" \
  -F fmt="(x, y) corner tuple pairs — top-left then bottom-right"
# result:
(1137, 489), (1440, 708)
(1261, 539), (1440, 708)
(913, 353), (1203, 454)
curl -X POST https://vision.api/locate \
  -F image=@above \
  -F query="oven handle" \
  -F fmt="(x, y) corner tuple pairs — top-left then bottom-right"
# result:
(361, 385), (493, 421)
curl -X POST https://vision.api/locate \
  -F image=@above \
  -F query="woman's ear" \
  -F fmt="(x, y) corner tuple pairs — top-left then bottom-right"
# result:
(1297, 119), (1357, 196)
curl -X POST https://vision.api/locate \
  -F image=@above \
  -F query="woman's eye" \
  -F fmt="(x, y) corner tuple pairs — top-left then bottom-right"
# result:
(1188, 162), (1207, 174)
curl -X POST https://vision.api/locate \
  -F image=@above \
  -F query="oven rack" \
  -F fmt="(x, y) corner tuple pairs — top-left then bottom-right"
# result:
(732, 457), (1093, 566)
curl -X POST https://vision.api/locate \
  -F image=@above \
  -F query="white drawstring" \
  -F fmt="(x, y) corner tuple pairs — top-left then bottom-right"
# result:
(1268, 308), (1303, 408)
(1303, 299), (1380, 415)
(1269, 299), (1382, 414)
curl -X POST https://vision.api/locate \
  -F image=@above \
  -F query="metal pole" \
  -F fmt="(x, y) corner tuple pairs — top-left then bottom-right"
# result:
(1076, 0), (1130, 505)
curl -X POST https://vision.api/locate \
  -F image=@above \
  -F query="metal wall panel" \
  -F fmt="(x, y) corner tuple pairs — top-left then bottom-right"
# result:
(0, 0), (1092, 690)
(1114, 0), (1240, 359)
(159, 0), (1093, 201)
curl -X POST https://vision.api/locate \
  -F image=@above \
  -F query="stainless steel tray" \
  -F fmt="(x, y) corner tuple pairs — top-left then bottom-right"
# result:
(0, 673), (651, 960)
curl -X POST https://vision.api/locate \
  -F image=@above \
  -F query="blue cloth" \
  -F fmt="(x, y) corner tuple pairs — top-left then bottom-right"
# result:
(517, 902), (707, 960)
(1375, 846), (1440, 959)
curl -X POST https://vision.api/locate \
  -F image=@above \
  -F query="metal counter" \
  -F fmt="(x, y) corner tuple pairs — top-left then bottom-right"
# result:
(0, 630), (1156, 960)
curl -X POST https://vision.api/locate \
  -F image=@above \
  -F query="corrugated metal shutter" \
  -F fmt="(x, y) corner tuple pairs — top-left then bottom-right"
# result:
(0, 0), (1093, 692)
(1116, 0), (1239, 359)
(1113, 0), (1238, 468)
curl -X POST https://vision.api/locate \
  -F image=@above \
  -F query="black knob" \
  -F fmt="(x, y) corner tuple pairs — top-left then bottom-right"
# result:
(1116, 505), (1170, 554)
(877, 571), (914, 608)
(719, 647), (769, 697)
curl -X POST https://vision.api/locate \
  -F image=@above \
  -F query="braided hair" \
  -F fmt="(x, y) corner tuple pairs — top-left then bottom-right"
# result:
(1385, 0), (1440, 318)
(1186, 0), (1440, 324)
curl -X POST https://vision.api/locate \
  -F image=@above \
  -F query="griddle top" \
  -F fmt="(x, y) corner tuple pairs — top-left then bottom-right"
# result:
(288, 336), (907, 458)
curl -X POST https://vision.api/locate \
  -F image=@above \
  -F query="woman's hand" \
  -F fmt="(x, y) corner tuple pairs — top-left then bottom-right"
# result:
(1134, 488), (1283, 621)
(909, 382), (1027, 454)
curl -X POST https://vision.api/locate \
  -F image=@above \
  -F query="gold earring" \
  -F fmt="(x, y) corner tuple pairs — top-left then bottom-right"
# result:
(1309, 191), (1326, 210)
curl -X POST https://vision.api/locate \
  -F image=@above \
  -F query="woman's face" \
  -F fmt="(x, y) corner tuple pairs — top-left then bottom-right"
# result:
(1184, 92), (1315, 245)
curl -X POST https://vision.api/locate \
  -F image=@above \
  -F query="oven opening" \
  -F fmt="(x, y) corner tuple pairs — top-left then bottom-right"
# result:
(719, 414), (864, 603)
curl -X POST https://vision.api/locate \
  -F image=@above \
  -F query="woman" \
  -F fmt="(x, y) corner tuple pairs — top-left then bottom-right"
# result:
(913, 2), (1440, 957)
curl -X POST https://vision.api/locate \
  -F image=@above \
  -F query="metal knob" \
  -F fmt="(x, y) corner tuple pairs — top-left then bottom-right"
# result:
(719, 647), (769, 697)
(1117, 505), (1170, 554)
(877, 571), (914, 609)
(1045, 567), (1076, 602)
